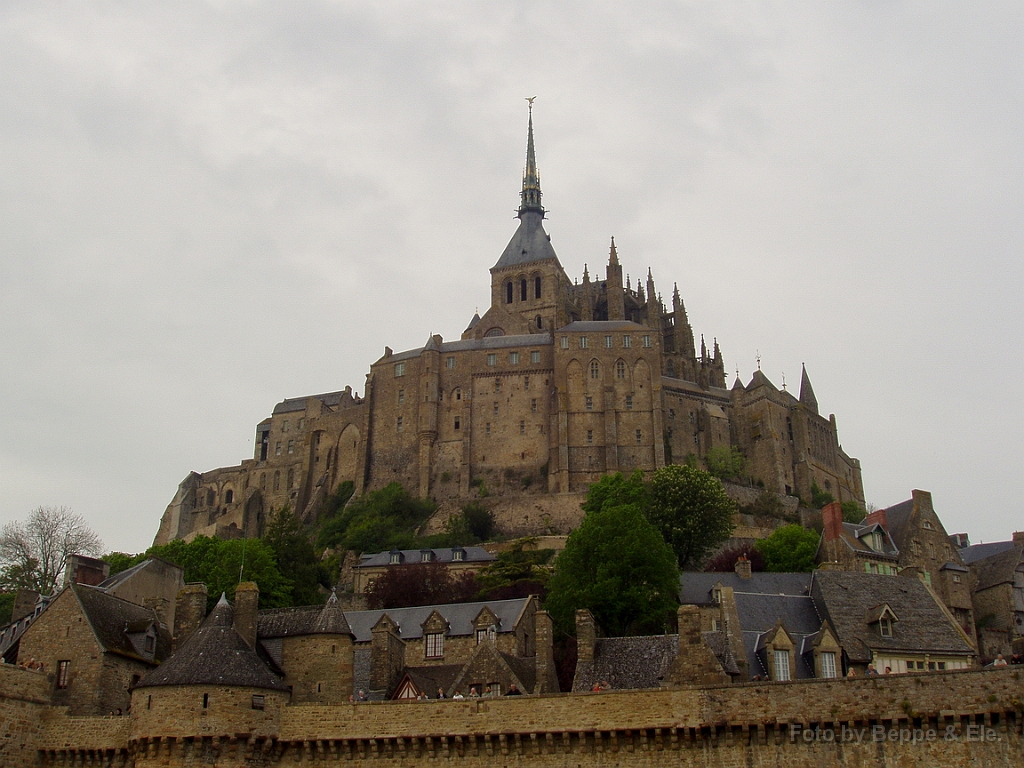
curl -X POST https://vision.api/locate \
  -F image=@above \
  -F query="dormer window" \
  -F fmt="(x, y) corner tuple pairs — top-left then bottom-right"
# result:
(922, 520), (933, 530)
(420, 550), (433, 563)
(712, 588), (722, 604)
(879, 618), (893, 637)
(389, 550), (402, 565)
(452, 547), (465, 562)
(144, 634), (155, 653)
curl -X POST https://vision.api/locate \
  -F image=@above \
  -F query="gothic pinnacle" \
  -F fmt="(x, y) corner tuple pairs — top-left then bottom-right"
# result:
(609, 236), (619, 266)
(518, 98), (544, 218)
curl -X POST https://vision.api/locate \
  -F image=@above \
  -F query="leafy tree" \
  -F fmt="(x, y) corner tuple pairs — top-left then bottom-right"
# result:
(581, 470), (647, 515)
(755, 525), (820, 572)
(103, 552), (137, 577)
(0, 592), (15, 623)
(263, 508), (329, 606)
(704, 543), (765, 573)
(841, 500), (865, 524)
(147, 536), (291, 610)
(0, 506), (103, 594)
(444, 502), (495, 545)
(704, 446), (745, 480)
(545, 503), (679, 637)
(364, 561), (478, 610)
(810, 482), (834, 509)
(317, 483), (436, 553)
(645, 464), (735, 570)
(475, 541), (553, 601)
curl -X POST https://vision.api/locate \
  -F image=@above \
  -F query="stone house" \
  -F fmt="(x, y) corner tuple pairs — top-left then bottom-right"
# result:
(351, 546), (495, 594)
(13, 583), (171, 715)
(958, 531), (1024, 661)
(154, 108), (863, 547)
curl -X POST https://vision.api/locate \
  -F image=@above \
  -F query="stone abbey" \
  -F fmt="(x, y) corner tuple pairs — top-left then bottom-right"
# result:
(155, 108), (864, 545)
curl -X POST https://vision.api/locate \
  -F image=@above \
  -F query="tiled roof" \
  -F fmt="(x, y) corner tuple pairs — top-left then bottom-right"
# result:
(138, 595), (286, 691)
(355, 547), (495, 569)
(573, 634), (678, 692)
(74, 585), (170, 663)
(257, 593), (352, 638)
(810, 571), (974, 663)
(679, 572), (811, 605)
(972, 543), (1024, 591)
(960, 540), (1017, 564)
(493, 213), (560, 269)
(342, 597), (531, 644)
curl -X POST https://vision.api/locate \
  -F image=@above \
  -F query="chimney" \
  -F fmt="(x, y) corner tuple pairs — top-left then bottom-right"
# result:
(11, 589), (40, 623)
(63, 555), (110, 588)
(734, 555), (752, 580)
(533, 609), (557, 694)
(173, 583), (208, 652)
(865, 508), (887, 529)
(575, 609), (598, 663)
(951, 533), (970, 549)
(822, 502), (844, 542)
(233, 582), (259, 649)
(1013, 531), (1024, 546)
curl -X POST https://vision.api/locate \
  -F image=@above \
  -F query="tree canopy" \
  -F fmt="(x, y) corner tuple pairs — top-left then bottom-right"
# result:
(364, 561), (478, 610)
(317, 482), (436, 553)
(646, 464), (736, 570)
(545, 501), (679, 638)
(263, 508), (330, 606)
(0, 506), (102, 594)
(755, 524), (820, 572)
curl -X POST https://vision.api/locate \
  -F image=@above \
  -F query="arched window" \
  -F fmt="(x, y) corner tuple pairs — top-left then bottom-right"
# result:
(616, 360), (626, 379)
(273, 471), (280, 491)
(505, 281), (513, 304)
(287, 469), (294, 489)
(534, 276), (542, 298)
(520, 279), (528, 301)
(484, 327), (505, 338)
(207, 489), (215, 506)
(666, 359), (676, 377)
(590, 361), (600, 379)
(225, 489), (234, 504)
(536, 315), (542, 329)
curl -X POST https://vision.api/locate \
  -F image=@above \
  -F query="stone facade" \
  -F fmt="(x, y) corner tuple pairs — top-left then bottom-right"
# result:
(154, 111), (863, 546)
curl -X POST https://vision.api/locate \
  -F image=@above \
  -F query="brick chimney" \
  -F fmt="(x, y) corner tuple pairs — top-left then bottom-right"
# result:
(864, 507), (887, 529)
(233, 582), (259, 649)
(575, 609), (598, 663)
(822, 502), (845, 542)
(173, 583), (208, 652)
(734, 555), (752, 579)
(63, 554), (110, 588)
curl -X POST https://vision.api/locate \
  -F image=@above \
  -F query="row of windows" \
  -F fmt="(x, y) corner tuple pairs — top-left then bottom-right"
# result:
(275, 440), (296, 455)
(258, 470), (294, 492)
(583, 429), (643, 445)
(560, 334), (651, 350)
(584, 395), (634, 410)
(505, 277), (543, 304)
(487, 350), (542, 367)
(276, 418), (305, 433)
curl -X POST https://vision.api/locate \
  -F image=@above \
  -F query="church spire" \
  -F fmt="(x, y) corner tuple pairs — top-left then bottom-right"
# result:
(519, 98), (544, 218)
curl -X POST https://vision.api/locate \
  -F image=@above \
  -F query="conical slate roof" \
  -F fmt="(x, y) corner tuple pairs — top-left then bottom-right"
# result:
(493, 212), (559, 270)
(136, 594), (286, 691)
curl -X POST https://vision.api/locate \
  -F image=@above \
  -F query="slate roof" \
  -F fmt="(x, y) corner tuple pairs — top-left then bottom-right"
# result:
(257, 592), (353, 639)
(678, 572), (812, 606)
(137, 595), (287, 691)
(74, 585), (170, 663)
(734, 592), (824, 680)
(403, 665), (462, 697)
(556, 320), (648, 333)
(573, 634), (678, 692)
(960, 540), (1017, 565)
(879, 499), (915, 548)
(355, 547), (495, 569)
(343, 597), (531, 644)
(273, 389), (359, 414)
(382, 334), (553, 364)
(972, 544), (1024, 591)
(810, 571), (974, 664)
(493, 212), (560, 270)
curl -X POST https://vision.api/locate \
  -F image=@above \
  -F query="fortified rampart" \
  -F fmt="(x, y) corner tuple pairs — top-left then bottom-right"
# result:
(14, 666), (1022, 767)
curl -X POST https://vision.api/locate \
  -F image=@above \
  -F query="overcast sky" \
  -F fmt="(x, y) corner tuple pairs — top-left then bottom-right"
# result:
(1, 2), (1021, 555)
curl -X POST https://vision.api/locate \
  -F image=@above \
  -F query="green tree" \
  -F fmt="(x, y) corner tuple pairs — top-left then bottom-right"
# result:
(263, 508), (328, 606)
(545, 503), (679, 637)
(840, 500), (865, 524)
(316, 483), (436, 553)
(756, 525), (820, 572)
(444, 502), (495, 545)
(474, 541), (553, 600)
(704, 446), (745, 480)
(645, 464), (735, 570)
(581, 470), (647, 515)
(103, 552), (137, 577)
(147, 536), (291, 610)
(810, 482), (834, 509)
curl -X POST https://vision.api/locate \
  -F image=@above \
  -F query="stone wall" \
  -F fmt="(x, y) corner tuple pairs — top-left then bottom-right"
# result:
(0, 664), (49, 768)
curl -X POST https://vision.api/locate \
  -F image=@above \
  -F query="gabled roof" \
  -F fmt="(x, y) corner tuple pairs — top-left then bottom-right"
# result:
(972, 543), (1024, 591)
(960, 540), (1017, 564)
(73, 584), (170, 663)
(355, 546), (495, 569)
(810, 571), (973, 663)
(138, 595), (286, 691)
(343, 597), (532, 643)
(678, 572), (811, 606)
(258, 593), (353, 639)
